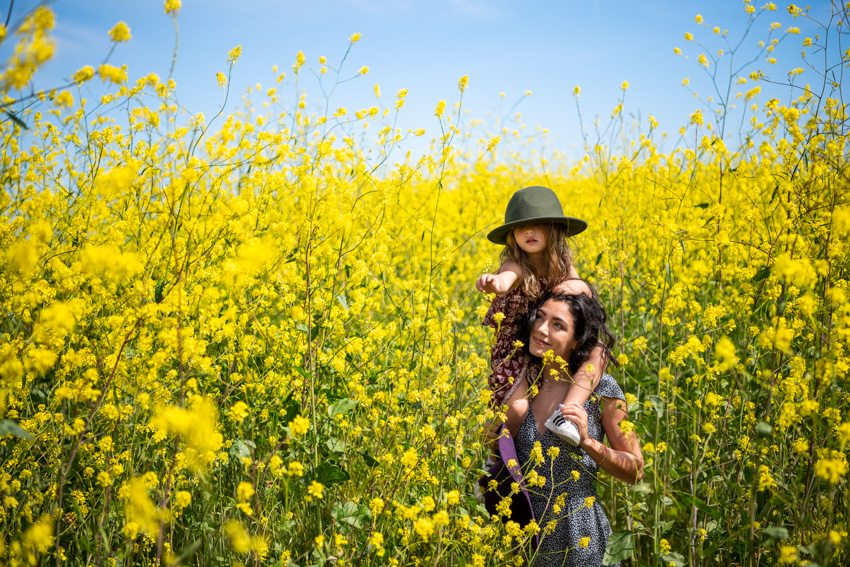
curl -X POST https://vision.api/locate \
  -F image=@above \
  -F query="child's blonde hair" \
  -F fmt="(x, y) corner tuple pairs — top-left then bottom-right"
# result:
(499, 223), (574, 298)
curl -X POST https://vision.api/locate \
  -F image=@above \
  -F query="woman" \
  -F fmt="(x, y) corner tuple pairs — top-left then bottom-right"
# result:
(505, 290), (643, 567)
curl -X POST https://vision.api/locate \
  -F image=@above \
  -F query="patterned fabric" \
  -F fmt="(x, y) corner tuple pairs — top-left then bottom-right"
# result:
(482, 285), (538, 407)
(513, 373), (626, 567)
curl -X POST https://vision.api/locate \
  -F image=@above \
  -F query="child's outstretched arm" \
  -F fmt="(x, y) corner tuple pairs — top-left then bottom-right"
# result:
(560, 342), (606, 408)
(475, 261), (522, 296)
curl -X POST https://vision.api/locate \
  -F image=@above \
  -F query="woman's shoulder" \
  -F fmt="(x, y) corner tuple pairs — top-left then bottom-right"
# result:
(592, 373), (626, 403)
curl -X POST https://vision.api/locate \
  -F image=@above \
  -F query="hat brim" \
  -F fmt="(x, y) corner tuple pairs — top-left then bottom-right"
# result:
(487, 216), (587, 244)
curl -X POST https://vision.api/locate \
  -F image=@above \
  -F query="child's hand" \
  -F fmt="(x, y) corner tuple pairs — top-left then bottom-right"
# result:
(476, 273), (503, 294)
(553, 279), (592, 297)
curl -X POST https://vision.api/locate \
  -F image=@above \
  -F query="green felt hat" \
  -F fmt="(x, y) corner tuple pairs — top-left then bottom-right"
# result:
(487, 186), (587, 244)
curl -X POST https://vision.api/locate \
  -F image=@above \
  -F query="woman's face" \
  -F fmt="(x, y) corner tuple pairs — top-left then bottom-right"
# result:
(529, 298), (578, 360)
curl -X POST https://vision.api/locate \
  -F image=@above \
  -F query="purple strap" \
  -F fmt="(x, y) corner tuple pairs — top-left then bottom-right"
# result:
(497, 425), (539, 548)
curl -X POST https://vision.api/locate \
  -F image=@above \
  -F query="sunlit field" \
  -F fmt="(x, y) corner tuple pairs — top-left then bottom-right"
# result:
(1, 2), (849, 566)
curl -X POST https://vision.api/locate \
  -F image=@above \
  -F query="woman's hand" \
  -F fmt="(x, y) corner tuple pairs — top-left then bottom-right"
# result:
(559, 403), (589, 445)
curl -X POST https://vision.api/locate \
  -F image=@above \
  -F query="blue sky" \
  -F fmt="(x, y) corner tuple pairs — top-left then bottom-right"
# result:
(7, 0), (828, 159)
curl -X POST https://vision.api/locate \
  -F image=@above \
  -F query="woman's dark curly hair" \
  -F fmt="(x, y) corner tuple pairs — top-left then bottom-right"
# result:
(517, 283), (618, 376)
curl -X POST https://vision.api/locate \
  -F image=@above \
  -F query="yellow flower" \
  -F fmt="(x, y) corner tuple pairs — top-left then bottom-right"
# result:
(837, 423), (850, 446)
(164, 0), (181, 15)
(757, 464), (777, 491)
(369, 498), (385, 515)
(420, 496), (435, 512)
(432, 510), (450, 526)
(778, 545), (797, 564)
(228, 46), (242, 65)
(579, 536), (591, 549)
(121, 477), (161, 536)
(307, 480), (325, 499)
(814, 458), (847, 484)
(97, 63), (128, 84)
(349, 33), (361, 43)
(690, 109), (704, 126)
(287, 461), (304, 477)
(293, 50), (306, 72)
(20, 515), (54, 559)
(414, 517), (435, 541)
(401, 449), (417, 468)
(230, 401), (249, 422)
(236, 482), (254, 502)
(108, 21), (131, 43)
(458, 75), (469, 93)
(289, 415), (310, 437)
(174, 491), (192, 509)
(73, 65), (95, 83)
(685, 32), (693, 40)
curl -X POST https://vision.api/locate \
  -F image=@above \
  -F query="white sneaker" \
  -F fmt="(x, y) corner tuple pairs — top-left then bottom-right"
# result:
(544, 409), (580, 446)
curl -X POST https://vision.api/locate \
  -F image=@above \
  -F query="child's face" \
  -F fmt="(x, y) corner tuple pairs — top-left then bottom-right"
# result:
(512, 224), (548, 256)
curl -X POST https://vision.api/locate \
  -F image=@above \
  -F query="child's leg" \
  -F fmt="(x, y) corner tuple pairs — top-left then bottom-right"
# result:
(561, 342), (605, 407)
(545, 343), (606, 445)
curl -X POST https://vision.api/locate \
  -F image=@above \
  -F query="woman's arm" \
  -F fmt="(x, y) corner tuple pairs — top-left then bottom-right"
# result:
(559, 399), (644, 485)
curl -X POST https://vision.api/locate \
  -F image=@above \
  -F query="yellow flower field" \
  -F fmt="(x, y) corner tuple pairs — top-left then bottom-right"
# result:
(0, 2), (848, 566)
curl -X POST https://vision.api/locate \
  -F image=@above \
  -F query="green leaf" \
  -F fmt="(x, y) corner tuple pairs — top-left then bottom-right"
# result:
(660, 551), (686, 567)
(155, 280), (166, 303)
(326, 437), (346, 453)
(603, 530), (633, 565)
(172, 540), (202, 565)
(755, 421), (773, 437)
(332, 501), (366, 530)
(315, 462), (349, 486)
(650, 395), (664, 418)
(630, 482), (652, 495)
(4, 111), (28, 129)
(681, 493), (716, 518)
(763, 526), (789, 540)
(752, 265), (772, 283)
(229, 440), (253, 460)
(656, 520), (674, 534)
(336, 294), (349, 310)
(360, 451), (378, 467)
(328, 398), (358, 417)
(0, 420), (33, 440)
(295, 323), (319, 340)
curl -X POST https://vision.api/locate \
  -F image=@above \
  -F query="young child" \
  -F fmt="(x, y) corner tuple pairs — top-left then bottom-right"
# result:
(477, 185), (606, 446)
